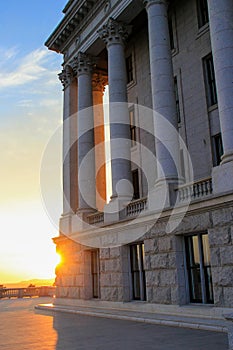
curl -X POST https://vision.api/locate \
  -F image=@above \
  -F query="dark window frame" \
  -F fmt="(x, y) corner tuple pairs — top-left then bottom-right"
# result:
(132, 169), (140, 200)
(129, 108), (137, 147)
(91, 250), (100, 298)
(203, 53), (218, 107)
(197, 0), (209, 28)
(185, 232), (214, 304)
(130, 243), (146, 301)
(126, 54), (134, 84)
(174, 76), (181, 123)
(212, 133), (223, 166)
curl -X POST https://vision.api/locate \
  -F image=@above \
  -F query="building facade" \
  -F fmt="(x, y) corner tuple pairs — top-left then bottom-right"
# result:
(46, 0), (233, 311)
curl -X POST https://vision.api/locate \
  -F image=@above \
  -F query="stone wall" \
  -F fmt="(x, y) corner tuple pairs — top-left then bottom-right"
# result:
(209, 207), (233, 307)
(100, 246), (130, 302)
(54, 201), (233, 307)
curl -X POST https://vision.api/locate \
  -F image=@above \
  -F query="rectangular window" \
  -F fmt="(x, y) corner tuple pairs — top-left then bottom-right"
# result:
(212, 133), (223, 166)
(91, 250), (100, 298)
(174, 76), (181, 123)
(130, 243), (146, 301)
(203, 54), (218, 107)
(180, 149), (185, 179)
(168, 15), (175, 50)
(185, 233), (214, 304)
(129, 109), (137, 146)
(126, 54), (134, 84)
(197, 0), (209, 28)
(132, 169), (140, 200)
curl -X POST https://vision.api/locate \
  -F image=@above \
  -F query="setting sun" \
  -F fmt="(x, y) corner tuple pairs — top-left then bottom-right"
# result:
(0, 200), (61, 284)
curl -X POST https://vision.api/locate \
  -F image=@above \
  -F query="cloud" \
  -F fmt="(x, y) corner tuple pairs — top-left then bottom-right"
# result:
(0, 47), (60, 89)
(0, 46), (18, 61)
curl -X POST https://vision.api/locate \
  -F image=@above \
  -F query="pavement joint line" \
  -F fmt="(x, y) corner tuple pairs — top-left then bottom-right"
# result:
(35, 304), (228, 334)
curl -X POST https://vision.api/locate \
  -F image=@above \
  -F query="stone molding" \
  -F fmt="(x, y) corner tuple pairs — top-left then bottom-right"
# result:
(58, 65), (74, 88)
(70, 52), (93, 76)
(143, 0), (168, 10)
(98, 17), (131, 47)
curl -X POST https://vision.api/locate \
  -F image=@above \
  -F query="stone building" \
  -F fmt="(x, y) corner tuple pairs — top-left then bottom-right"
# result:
(45, 0), (233, 314)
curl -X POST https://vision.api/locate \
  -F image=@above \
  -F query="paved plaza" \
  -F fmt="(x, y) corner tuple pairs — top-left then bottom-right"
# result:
(0, 297), (228, 349)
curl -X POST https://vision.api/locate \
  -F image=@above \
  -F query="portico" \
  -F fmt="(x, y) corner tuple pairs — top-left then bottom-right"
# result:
(46, 0), (233, 321)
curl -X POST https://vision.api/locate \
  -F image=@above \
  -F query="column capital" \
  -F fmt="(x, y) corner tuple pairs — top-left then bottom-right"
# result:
(92, 72), (108, 93)
(58, 65), (74, 88)
(70, 52), (93, 76)
(98, 17), (132, 47)
(143, 0), (168, 10)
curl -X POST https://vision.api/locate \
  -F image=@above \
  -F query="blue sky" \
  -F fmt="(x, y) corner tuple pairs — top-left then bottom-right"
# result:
(0, 0), (68, 283)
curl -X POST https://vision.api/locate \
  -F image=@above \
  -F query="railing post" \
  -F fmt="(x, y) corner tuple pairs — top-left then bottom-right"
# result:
(18, 289), (23, 298)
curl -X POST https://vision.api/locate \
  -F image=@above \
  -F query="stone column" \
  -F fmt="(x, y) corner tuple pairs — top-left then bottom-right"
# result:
(92, 72), (107, 211)
(71, 52), (96, 215)
(59, 65), (78, 216)
(209, 0), (233, 193)
(98, 18), (133, 221)
(144, 0), (181, 209)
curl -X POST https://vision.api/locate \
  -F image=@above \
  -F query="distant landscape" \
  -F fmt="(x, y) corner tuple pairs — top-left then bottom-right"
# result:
(2, 278), (55, 288)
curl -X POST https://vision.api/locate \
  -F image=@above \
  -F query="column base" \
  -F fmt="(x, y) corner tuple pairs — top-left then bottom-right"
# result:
(148, 178), (179, 212)
(104, 195), (132, 224)
(212, 161), (233, 194)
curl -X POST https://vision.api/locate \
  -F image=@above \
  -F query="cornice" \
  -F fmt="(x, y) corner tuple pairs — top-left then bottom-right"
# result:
(45, 0), (106, 53)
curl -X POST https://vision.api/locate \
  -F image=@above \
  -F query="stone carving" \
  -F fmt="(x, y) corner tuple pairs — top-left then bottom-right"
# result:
(97, 17), (131, 46)
(92, 72), (108, 93)
(58, 65), (74, 88)
(70, 52), (93, 75)
(104, 0), (111, 13)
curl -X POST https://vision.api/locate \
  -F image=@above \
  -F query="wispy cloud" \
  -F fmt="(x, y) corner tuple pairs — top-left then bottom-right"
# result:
(0, 47), (60, 89)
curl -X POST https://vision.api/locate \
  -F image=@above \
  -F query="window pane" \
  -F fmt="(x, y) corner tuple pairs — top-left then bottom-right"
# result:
(192, 235), (200, 266)
(190, 267), (202, 302)
(174, 76), (181, 123)
(197, 0), (209, 28)
(202, 234), (210, 266)
(132, 169), (140, 200)
(129, 109), (137, 146)
(185, 233), (213, 304)
(91, 250), (99, 298)
(212, 133), (223, 166)
(126, 55), (133, 83)
(203, 54), (217, 107)
(130, 243), (146, 301)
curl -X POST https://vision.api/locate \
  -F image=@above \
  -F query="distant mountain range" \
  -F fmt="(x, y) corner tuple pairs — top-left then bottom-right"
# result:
(2, 278), (55, 288)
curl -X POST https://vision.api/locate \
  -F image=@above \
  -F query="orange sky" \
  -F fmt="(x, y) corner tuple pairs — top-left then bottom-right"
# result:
(0, 6), (65, 283)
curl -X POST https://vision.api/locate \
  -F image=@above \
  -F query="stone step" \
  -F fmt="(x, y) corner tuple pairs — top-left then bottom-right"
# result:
(35, 302), (228, 333)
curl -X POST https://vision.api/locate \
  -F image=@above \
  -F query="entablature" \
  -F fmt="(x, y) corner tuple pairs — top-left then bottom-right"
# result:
(45, 0), (144, 62)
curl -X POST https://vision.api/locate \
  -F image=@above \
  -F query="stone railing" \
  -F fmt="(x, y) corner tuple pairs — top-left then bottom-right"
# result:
(126, 197), (148, 217)
(87, 211), (104, 225)
(176, 177), (213, 202)
(0, 286), (56, 299)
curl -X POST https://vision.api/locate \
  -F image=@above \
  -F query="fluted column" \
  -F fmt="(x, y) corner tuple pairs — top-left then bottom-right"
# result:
(71, 52), (96, 214)
(59, 66), (78, 215)
(209, 0), (233, 193)
(92, 72), (107, 211)
(98, 18), (133, 219)
(144, 0), (181, 208)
